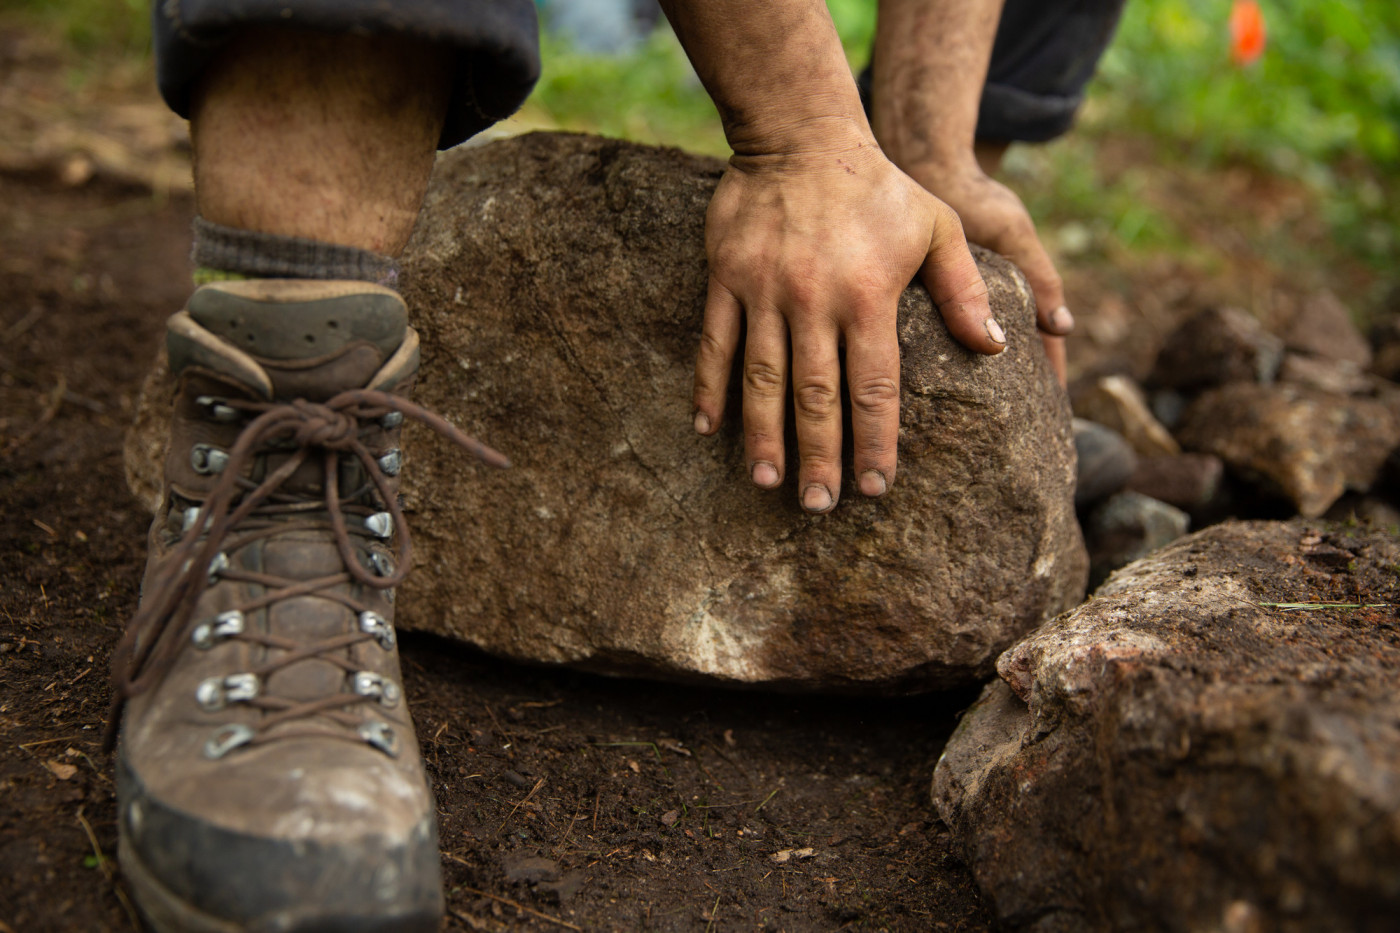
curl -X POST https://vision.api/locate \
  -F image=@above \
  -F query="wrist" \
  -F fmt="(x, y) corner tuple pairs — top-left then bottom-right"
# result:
(725, 111), (879, 165)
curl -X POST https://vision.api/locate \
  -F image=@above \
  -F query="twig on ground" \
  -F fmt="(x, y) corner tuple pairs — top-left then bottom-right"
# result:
(497, 776), (545, 833)
(755, 785), (781, 814)
(455, 885), (582, 931)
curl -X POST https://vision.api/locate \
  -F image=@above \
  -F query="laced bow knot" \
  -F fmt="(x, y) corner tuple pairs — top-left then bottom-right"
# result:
(287, 399), (361, 449)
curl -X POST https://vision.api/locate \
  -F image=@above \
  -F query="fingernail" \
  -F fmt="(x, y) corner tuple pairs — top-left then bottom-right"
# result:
(802, 484), (834, 513)
(752, 461), (780, 487)
(986, 318), (1007, 345)
(859, 470), (887, 497)
(1049, 306), (1074, 334)
(693, 411), (711, 434)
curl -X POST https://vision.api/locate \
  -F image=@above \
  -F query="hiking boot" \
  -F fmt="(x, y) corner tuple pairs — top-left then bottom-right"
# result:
(109, 280), (504, 933)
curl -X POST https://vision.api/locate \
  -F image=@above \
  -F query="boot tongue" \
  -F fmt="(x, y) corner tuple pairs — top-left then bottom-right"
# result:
(187, 280), (408, 401)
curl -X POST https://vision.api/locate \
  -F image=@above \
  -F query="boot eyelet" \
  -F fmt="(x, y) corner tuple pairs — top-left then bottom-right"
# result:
(358, 721), (400, 757)
(204, 724), (255, 759)
(380, 411), (404, 430)
(207, 552), (230, 583)
(364, 512), (394, 539)
(196, 672), (259, 711)
(195, 396), (241, 423)
(192, 610), (246, 649)
(366, 551), (395, 578)
(358, 611), (396, 650)
(351, 671), (402, 708)
(190, 444), (230, 475)
(377, 449), (403, 476)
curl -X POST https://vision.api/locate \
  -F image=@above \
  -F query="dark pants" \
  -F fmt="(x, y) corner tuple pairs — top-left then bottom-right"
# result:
(154, 0), (1124, 149)
(152, 0), (541, 149)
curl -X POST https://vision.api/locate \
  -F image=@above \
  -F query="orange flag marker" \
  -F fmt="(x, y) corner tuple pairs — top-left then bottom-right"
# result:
(1230, 0), (1267, 66)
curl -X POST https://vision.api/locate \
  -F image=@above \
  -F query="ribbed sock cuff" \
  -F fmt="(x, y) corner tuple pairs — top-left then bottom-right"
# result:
(191, 218), (399, 288)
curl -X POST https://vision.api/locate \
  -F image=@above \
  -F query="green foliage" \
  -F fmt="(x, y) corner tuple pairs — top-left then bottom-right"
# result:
(1100, 0), (1400, 167)
(10, 0), (149, 54)
(1096, 0), (1400, 266)
(530, 31), (725, 155)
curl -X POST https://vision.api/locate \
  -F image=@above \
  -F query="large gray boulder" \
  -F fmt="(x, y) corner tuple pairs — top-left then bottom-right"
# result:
(935, 520), (1400, 931)
(127, 132), (1086, 693)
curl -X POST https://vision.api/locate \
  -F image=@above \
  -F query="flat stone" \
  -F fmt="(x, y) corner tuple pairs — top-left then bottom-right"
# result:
(1148, 306), (1283, 391)
(1175, 382), (1399, 518)
(935, 520), (1400, 932)
(126, 133), (1087, 693)
(1125, 452), (1224, 512)
(1072, 374), (1180, 457)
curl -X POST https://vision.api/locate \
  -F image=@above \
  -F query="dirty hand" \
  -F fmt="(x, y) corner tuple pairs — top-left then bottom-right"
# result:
(903, 156), (1071, 380)
(691, 140), (1004, 513)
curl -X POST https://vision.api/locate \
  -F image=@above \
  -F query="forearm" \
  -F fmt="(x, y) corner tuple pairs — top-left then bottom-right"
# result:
(870, 0), (1005, 171)
(657, 0), (873, 159)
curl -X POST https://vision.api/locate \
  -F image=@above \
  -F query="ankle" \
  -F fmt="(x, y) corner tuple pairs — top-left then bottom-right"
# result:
(192, 219), (399, 289)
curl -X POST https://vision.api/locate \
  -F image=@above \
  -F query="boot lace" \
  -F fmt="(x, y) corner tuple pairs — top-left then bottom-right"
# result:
(104, 388), (505, 755)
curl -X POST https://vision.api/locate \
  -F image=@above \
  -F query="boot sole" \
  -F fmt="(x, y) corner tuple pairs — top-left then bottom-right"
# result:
(119, 835), (441, 933)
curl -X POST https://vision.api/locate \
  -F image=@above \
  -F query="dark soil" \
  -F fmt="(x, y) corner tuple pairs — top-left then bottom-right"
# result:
(0, 169), (991, 932)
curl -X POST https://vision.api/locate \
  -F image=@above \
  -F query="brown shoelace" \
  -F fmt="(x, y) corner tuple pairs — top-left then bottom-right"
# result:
(104, 388), (506, 752)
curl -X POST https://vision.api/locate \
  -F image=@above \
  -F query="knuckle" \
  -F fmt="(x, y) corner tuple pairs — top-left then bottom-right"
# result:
(697, 329), (729, 360)
(743, 361), (785, 395)
(794, 380), (839, 418)
(849, 375), (900, 414)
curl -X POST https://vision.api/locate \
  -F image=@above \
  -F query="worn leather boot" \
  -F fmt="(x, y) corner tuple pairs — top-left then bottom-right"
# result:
(109, 280), (503, 933)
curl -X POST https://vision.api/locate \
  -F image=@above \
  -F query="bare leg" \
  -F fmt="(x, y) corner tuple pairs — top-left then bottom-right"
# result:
(191, 28), (453, 257)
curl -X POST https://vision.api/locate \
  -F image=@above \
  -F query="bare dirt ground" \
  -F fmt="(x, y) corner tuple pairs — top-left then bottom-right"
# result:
(1, 20), (1392, 933)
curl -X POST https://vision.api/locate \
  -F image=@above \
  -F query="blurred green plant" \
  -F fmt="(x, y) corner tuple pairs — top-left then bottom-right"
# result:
(10, 0), (149, 55)
(1095, 0), (1400, 267)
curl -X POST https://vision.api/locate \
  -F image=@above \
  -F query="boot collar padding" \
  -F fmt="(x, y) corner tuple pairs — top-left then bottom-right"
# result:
(187, 280), (407, 362)
(167, 311), (273, 399)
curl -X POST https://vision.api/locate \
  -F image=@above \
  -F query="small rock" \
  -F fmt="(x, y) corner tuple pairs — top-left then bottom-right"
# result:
(770, 847), (816, 864)
(504, 856), (560, 886)
(1125, 453), (1224, 512)
(1277, 352), (1373, 395)
(937, 520), (1400, 932)
(1148, 306), (1284, 391)
(659, 809), (680, 827)
(1369, 315), (1400, 381)
(1176, 382), (1399, 518)
(1084, 491), (1190, 588)
(1278, 290), (1372, 368)
(1073, 419), (1137, 508)
(1323, 494), (1400, 530)
(1149, 388), (1188, 430)
(45, 760), (77, 781)
(1073, 374), (1181, 457)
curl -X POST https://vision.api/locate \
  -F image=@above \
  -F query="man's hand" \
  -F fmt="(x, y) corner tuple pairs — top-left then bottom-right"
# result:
(691, 139), (1003, 512)
(657, 0), (1007, 511)
(901, 153), (1070, 378)
(869, 0), (1072, 381)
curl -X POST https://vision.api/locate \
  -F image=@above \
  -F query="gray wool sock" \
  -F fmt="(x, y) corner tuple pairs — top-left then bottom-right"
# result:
(191, 218), (399, 288)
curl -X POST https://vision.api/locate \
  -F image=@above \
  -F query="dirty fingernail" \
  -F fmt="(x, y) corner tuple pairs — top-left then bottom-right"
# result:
(859, 470), (887, 497)
(694, 411), (711, 434)
(802, 484), (834, 513)
(986, 318), (1007, 345)
(1049, 306), (1074, 334)
(752, 461), (780, 487)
